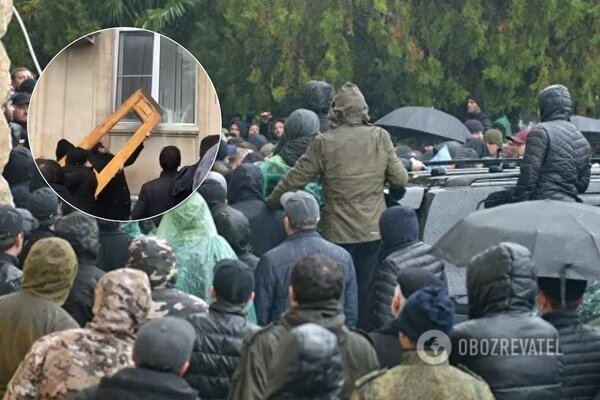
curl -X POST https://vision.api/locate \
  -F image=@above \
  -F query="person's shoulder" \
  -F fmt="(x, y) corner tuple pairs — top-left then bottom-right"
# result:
(354, 368), (389, 392)
(451, 364), (490, 384)
(242, 322), (284, 348)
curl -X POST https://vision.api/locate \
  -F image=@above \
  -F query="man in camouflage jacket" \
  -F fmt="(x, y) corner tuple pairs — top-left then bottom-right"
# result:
(4, 269), (152, 400)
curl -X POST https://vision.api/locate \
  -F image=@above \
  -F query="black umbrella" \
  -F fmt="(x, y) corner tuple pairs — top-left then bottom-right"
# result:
(375, 106), (471, 144)
(571, 115), (600, 134)
(432, 200), (600, 280)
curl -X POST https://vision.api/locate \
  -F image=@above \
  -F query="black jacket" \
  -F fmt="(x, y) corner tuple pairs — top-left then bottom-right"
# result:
(97, 227), (131, 272)
(227, 164), (285, 257)
(515, 85), (591, 202)
(255, 230), (358, 328)
(304, 80), (335, 133)
(451, 243), (561, 400)
(370, 241), (445, 330)
(64, 165), (97, 214)
(185, 302), (259, 400)
(543, 310), (600, 399)
(18, 227), (55, 269)
(212, 205), (259, 271)
(467, 110), (493, 131)
(0, 253), (22, 296)
(74, 367), (198, 400)
(62, 258), (105, 327)
(131, 170), (178, 223)
(368, 326), (403, 369)
(88, 144), (144, 220)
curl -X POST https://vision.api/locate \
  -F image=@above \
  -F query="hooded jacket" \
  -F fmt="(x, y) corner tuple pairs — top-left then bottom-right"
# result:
(0, 238), (79, 396)
(55, 212), (106, 327)
(266, 84), (408, 244)
(228, 165), (286, 257)
(97, 222), (132, 271)
(64, 165), (97, 214)
(0, 252), (22, 296)
(264, 323), (344, 400)
(213, 205), (260, 270)
(157, 192), (238, 300)
(228, 300), (379, 400)
(4, 269), (152, 400)
(450, 243), (561, 400)
(185, 302), (260, 399)
(304, 80), (335, 133)
(515, 85), (591, 202)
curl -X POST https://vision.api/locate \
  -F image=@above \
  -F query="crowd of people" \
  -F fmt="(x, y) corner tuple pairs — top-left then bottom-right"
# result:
(1, 68), (600, 400)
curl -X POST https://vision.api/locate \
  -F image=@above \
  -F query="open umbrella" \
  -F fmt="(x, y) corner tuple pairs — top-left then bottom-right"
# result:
(571, 115), (600, 134)
(375, 106), (471, 143)
(432, 200), (600, 280)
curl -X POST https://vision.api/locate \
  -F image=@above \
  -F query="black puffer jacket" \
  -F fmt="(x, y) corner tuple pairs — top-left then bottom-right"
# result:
(185, 302), (259, 400)
(515, 85), (591, 202)
(370, 241), (445, 330)
(451, 243), (561, 400)
(0, 253), (22, 296)
(64, 165), (97, 214)
(543, 310), (600, 399)
(228, 165), (285, 257)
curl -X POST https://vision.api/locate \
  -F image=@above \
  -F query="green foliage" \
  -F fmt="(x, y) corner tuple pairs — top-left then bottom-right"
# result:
(3, 0), (600, 123)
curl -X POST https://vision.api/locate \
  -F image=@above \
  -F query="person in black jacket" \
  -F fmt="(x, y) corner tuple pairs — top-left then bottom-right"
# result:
(450, 243), (561, 400)
(537, 277), (600, 399)
(185, 259), (259, 400)
(64, 147), (97, 215)
(0, 205), (24, 296)
(370, 205), (446, 331)
(466, 94), (493, 131)
(131, 146), (180, 224)
(227, 164), (286, 257)
(514, 84), (591, 202)
(213, 206), (260, 270)
(32, 159), (74, 207)
(304, 80), (335, 133)
(88, 141), (144, 220)
(75, 317), (198, 400)
(96, 220), (131, 271)
(54, 212), (105, 327)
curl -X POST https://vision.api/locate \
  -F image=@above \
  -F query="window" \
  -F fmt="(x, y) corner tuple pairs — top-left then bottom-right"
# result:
(115, 30), (197, 124)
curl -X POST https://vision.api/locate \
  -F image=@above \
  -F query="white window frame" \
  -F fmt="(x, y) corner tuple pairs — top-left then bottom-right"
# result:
(112, 28), (198, 134)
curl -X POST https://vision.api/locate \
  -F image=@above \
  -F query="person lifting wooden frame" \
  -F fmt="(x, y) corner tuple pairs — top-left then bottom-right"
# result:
(57, 88), (163, 198)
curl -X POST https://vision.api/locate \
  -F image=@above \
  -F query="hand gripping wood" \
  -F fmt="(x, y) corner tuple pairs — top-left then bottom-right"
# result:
(57, 89), (163, 198)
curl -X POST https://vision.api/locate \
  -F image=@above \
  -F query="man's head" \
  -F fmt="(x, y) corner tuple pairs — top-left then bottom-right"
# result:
(11, 67), (33, 90)
(379, 206), (418, 248)
(465, 119), (484, 140)
(92, 141), (108, 154)
(65, 147), (89, 167)
(466, 95), (483, 114)
(538, 84), (572, 122)
(505, 129), (529, 157)
(211, 259), (255, 306)
(537, 277), (587, 314)
(125, 236), (178, 290)
(393, 286), (454, 350)
(248, 123), (260, 136)
(10, 93), (29, 124)
(133, 317), (196, 377)
(289, 254), (344, 306)
(229, 122), (241, 137)
(54, 212), (100, 261)
(17, 78), (36, 95)
(484, 129), (503, 157)
(0, 204), (24, 257)
(37, 159), (65, 185)
(391, 268), (446, 318)
(27, 188), (60, 227)
(272, 119), (285, 138)
(198, 180), (227, 210)
(159, 146), (181, 172)
(281, 190), (320, 235)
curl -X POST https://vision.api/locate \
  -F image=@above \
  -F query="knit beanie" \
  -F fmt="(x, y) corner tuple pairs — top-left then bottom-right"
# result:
(379, 205), (418, 247)
(395, 286), (454, 341)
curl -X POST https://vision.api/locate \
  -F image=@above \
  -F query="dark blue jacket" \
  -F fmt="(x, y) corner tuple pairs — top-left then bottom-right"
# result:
(254, 229), (358, 327)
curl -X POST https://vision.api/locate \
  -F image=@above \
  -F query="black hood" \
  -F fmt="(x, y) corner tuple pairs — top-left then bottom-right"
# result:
(3, 147), (34, 186)
(304, 80), (335, 115)
(227, 164), (264, 204)
(64, 166), (95, 190)
(539, 84), (572, 122)
(213, 206), (252, 255)
(467, 242), (537, 319)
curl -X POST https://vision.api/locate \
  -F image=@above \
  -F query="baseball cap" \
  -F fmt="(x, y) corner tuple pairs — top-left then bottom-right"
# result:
(11, 92), (30, 107)
(280, 190), (320, 227)
(507, 129), (530, 145)
(0, 204), (24, 240)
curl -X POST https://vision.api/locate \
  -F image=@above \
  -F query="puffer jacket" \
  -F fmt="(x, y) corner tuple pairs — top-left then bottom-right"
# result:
(0, 253), (22, 296)
(451, 243), (561, 400)
(543, 310), (600, 399)
(515, 84), (591, 202)
(266, 84), (408, 244)
(185, 302), (259, 400)
(370, 241), (445, 331)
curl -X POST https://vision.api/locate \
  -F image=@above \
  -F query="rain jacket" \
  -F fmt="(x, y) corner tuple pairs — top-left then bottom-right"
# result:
(266, 83), (408, 244)
(450, 243), (561, 400)
(304, 80), (335, 133)
(515, 85), (591, 202)
(228, 299), (379, 400)
(228, 165), (286, 257)
(54, 212), (105, 327)
(4, 269), (152, 400)
(213, 205), (260, 271)
(0, 238), (79, 396)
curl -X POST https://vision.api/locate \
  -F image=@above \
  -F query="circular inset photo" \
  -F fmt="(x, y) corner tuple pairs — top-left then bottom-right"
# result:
(28, 28), (221, 222)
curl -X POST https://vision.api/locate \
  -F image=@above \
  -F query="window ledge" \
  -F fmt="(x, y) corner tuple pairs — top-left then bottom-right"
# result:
(111, 122), (199, 137)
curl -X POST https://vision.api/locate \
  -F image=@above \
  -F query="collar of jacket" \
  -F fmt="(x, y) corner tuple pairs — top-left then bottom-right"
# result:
(286, 229), (320, 242)
(0, 251), (18, 267)
(380, 240), (419, 260)
(159, 170), (179, 179)
(542, 309), (581, 329)
(400, 350), (449, 366)
(281, 299), (346, 339)
(209, 301), (247, 317)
